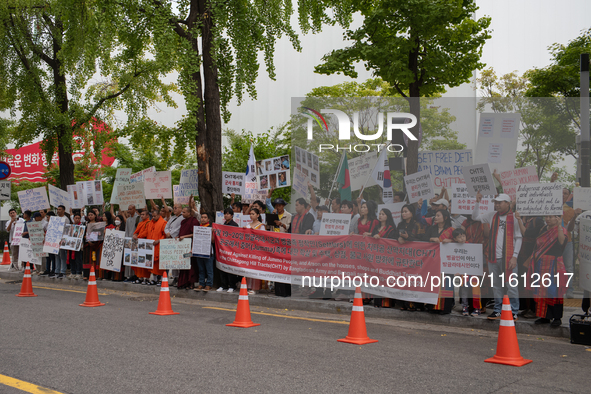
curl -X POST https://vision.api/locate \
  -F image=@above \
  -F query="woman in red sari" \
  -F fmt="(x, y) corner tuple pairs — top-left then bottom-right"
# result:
(527, 215), (567, 327)
(358, 201), (378, 236)
(367, 208), (397, 307)
(177, 207), (200, 289)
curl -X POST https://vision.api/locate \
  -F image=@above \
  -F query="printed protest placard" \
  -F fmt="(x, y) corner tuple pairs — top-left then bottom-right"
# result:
(573, 187), (591, 211)
(130, 166), (155, 183)
(222, 172), (245, 195)
(516, 183), (563, 216)
(17, 186), (50, 212)
(192, 226), (212, 256)
(171, 168), (198, 204)
(43, 216), (66, 254)
(159, 238), (192, 270)
(0, 180), (11, 200)
(450, 183), (494, 215)
(48, 184), (71, 210)
(28, 221), (48, 259)
(498, 166), (538, 200)
(18, 239), (41, 265)
(579, 218), (591, 292)
(123, 238), (155, 269)
(99, 229), (125, 272)
(378, 203), (406, 226)
(295, 147), (320, 187)
(117, 182), (146, 209)
(215, 211), (225, 225)
(440, 243), (484, 276)
(242, 180), (267, 204)
(11, 222), (25, 246)
(462, 163), (497, 197)
(110, 168), (132, 204)
(60, 224), (86, 251)
(81, 180), (104, 205)
(292, 168), (309, 198)
(417, 150), (473, 188)
(319, 213), (351, 236)
(86, 222), (106, 242)
(68, 184), (84, 209)
(478, 115), (494, 138)
(474, 113), (521, 172)
(404, 169), (435, 203)
(348, 152), (379, 191)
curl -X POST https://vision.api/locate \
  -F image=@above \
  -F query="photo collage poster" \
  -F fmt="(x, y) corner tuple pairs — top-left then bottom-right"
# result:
(294, 146), (320, 188)
(123, 238), (155, 269)
(255, 155), (291, 191)
(60, 224), (86, 251)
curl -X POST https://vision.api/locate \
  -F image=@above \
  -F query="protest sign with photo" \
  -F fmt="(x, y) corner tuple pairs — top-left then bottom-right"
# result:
(99, 229), (125, 272)
(319, 213), (351, 236)
(81, 180), (104, 205)
(417, 150), (473, 188)
(17, 186), (50, 212)
(159, 238), (192, 270)
(348, 152), (379, 191)
(192, 226), (212, 257)
(123, 237), (155, 269)
(110, 168), (132, 204)
(573, 187), (591, 211)
(257, 166), (290, 190)
(60, 224), (86, 251)
(516, 183), (563, 216)
(27, 221), (48, 259)
(117, 182), (146, 209)
(43, 216), (66, 254)
(450, 183), (494, 215)
(0, 180), (11, 200)
(243, 180), (267, 204)
(295, 146), (320, 188)
(11, 222), (25, 246)
(474, 113), (521, 172)
(440, 243), (484, 276)
(222, 172), (245, 195)
(404, 169), (435, 203)
(461, 163), (497, 197)
(498, 166), (539, 200)
(378, 203), (406, 226)
(68, 184), (84, 209)
(144, 171), (172, 199)
(292, 168), (309, 197)
(86, 222), (106, 242)
(48, 184), (71, 210)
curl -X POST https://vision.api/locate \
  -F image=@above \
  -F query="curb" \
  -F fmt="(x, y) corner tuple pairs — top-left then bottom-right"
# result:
(0, 271), (572, 339)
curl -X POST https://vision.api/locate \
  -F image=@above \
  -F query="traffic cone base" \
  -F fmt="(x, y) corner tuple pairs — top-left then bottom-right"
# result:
(16, 263), (37, 297)
(80, 266), (105, 307)
(1, 242), (10, 265)
(226, 278), (259, 328)
(484, 295), (532, 367)
(338, 287), (378, 345)
(149, 272), (179, 315)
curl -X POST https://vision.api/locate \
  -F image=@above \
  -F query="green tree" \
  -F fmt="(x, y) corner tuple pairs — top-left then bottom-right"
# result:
(0, 0), (176, 189)
(314, 0), (490, 175)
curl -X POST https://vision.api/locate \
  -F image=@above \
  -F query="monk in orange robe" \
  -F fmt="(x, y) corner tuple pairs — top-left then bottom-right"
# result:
(132, 210), (151, 283)
(147, 207), (167, 279)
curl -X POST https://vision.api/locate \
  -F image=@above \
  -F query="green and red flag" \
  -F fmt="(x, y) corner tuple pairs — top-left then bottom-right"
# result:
(337, 153), (352, 202)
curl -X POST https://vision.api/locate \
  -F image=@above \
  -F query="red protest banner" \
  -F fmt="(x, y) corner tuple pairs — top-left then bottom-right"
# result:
(213, 224), (441, 304)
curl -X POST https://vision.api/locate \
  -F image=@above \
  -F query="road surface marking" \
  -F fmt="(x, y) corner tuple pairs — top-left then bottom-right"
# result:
(203, 306), (349, 325)
(0, 374), (64, 394)
(31, 286), (108, 295)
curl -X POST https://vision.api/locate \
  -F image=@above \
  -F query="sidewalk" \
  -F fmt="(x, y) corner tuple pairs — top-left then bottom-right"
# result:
(1, 266), (585, 340)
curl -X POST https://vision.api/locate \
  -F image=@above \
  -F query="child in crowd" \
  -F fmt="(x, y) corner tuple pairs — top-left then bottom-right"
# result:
(453, 228), (481, 317)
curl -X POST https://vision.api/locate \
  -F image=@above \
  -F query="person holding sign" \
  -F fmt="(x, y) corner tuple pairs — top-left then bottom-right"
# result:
(132, 210), (152, 285)
(98, 212), (119, 281)
(216, 208), (239, 293)
(147, 207), (168, 286)
(176, 207), (200, 290)
(7, 208), (25, 272)
(82, 210), (102, 280)
(195, 212), (215, 291)
(473, 192), (523, 320)
(526, 215), (568, 327)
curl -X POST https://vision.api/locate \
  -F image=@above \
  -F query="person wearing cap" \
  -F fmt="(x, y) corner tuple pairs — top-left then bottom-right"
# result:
(272, 198), (291, 233)
(416, 196), (449, 226)
(473, 191), (522, 320)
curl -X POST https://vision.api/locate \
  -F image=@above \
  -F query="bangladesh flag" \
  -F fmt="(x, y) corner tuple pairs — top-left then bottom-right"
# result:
(337, 153), (352, 202)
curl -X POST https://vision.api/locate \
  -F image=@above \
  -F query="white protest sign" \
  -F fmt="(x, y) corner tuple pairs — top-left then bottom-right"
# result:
(173, 168), (199, 203)
(110, 168), (132, 204)
(222, 172), (245, 195)
(81, 180), (104, 205)
(516, 183), (563, 216)
(215, 212), (225, 225)
(404, 169), (435, 203)
(17, 187), (50, 212)
(68, 184), (84, 209)
(28, 221), (48, 259)
(579, 218), (591, 292)
(192, 226), (212, 256)
(348, 152), (379, 191)
(417, 150), (473, 188)
(159, 238), (192, 270)
(11, 222), (25, 246)
(292, 168), (309, 198)
(440, 243), (484, 276)
(242, 180), (267, 204)
(573, 187), (591, 211)
(378, 203), (406, 226)
(48, 184), (71, 210)
(117, 182), (146, 209)
(43, 216), (66, 254)
(474, 113), (521, 172)
(144, 171), (172, 199)
(18, 239), (41, 265)
(450, 183), (494, 215)
(233, 213), (242, 227)
(462, 163), (497, 197)
(130, 166), (155, 183)
(498, 166), (538, 200)
(99, 229), (125, 272)
(319, 213), (351, 236)
(0, 181), (11, 200)
(295, 147), (320, 188)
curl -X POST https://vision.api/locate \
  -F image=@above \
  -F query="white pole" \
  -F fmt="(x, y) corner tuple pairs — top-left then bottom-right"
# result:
(326, 151), (345, 203)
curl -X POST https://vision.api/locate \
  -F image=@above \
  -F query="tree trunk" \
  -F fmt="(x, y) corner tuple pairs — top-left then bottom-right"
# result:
(405, 33), (421, 175)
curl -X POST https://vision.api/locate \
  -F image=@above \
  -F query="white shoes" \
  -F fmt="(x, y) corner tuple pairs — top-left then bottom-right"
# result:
(216, 287), (225, 292)
(227, 288), (235, 293)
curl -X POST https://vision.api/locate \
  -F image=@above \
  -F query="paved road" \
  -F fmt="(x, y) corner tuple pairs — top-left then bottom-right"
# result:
(1, 279), (590, 394)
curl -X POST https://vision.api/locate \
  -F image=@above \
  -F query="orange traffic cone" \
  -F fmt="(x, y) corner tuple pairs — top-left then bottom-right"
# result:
(226, 277), (260, 328)
(485, 295), (532, 367)
(337, 287), (378, 345)
(80, 266), (105, 307)
(1, 242), (10, 265)
(16, 263), (37, 297)
(149, 272), (179, 316)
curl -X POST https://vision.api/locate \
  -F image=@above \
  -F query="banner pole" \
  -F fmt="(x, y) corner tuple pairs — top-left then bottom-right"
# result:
(326, 151), (345, 203)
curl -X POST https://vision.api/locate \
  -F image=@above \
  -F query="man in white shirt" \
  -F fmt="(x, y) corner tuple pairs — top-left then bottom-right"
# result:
(164, 203), (183, 285)
(472, 192), (522, 320)
(55, 205), (72, 278)
(6, 208), (24, 272)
